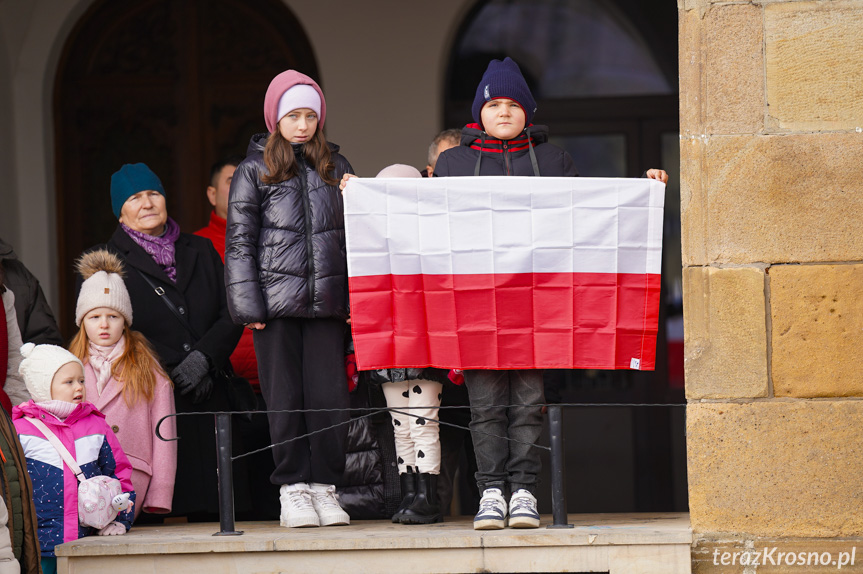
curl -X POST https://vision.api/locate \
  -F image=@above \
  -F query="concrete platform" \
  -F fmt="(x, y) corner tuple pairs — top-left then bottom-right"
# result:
(56, 513), (692, 574)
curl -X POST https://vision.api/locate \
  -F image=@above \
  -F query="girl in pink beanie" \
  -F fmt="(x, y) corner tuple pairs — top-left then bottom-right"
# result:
(225, 70), (355, 528)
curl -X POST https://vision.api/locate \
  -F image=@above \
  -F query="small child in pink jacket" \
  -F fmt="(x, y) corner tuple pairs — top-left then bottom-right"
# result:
(68, 250), (177, 519)
(13, 343), (135, 574)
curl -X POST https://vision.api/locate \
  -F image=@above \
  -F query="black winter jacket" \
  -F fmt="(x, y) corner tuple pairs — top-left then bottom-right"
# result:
(0, 237), (62, 346)
(225, 134), (354, 324)
(433, 124), (578, 178)
(338, 379), (401, 519)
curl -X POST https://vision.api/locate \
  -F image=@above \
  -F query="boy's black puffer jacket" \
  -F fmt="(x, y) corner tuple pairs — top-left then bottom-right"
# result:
(433, 124), (578, 178)
(225, 133), (354, 324)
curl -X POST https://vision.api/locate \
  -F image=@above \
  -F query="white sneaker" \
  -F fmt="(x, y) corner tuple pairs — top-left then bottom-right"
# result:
(474, 488), (507, 530)
(508, 489), (540, 528)
(309, 483), (350, 526)
(279, 483), (319, 528)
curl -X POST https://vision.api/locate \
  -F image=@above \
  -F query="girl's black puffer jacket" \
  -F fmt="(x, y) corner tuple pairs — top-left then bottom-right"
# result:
(225, 133), (354, 324)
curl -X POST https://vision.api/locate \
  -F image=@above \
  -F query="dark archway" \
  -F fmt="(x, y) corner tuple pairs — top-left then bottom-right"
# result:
(54, 0), (318, 336)
(444, 0), (686, 514)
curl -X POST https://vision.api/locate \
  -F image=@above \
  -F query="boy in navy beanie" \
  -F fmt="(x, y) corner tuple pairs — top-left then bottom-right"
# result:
(471, 57), (537, 129)
(434, 57), (575, 532)
(435, 57), (576, 179)
(434, 57), (667, 531)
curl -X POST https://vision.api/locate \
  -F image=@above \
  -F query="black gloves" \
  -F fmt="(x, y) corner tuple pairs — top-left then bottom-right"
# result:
(171, 350), (213, 404)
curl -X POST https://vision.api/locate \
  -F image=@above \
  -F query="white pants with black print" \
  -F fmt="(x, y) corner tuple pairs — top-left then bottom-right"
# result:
(382, 379), (443, 474)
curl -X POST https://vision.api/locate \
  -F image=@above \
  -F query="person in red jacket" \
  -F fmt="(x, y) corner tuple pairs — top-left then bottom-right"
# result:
(195, 155), (279, 520)
(194, 156), (259, 391)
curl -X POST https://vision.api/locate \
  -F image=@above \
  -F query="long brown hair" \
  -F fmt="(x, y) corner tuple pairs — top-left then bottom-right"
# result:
(262, 128), (338, 186)
(69, 324), (169, 407)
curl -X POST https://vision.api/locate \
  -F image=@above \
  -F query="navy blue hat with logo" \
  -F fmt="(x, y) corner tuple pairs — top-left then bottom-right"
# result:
(471, 57), (537, 128)
(110, 163), (166, 218)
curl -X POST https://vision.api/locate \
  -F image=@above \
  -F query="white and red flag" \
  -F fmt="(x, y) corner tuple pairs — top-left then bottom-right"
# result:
(344, 176), (664, 371)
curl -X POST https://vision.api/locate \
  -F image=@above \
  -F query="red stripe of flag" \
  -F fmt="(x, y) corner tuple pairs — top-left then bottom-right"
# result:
(349, 272), (661, 371)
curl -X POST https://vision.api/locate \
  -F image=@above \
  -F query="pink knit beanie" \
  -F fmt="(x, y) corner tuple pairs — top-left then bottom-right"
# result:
(264, 70), (327, 133)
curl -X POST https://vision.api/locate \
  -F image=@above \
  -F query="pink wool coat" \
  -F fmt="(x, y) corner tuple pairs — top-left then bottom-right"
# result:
(83, 362), (177, 514)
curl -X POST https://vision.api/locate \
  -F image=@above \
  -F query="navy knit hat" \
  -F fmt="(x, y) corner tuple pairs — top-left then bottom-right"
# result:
(471, 57), (537, 128)
(110, 163), (166, 218)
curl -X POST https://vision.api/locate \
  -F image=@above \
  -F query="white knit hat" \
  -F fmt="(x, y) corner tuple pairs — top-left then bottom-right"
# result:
(18, 343), (84, 403)
(75, 250), (133, 327)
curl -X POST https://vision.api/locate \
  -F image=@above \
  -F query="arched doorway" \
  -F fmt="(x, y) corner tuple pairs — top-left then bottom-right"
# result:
(53, 0), (318, 336)
(444, 0), (685, 513)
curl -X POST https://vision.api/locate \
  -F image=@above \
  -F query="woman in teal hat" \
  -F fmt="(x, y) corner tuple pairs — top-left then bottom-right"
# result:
(77, 162), (247, 521)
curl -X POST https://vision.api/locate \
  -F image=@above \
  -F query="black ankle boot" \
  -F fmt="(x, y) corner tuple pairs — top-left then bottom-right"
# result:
(399, 472), (442, 524)
(392, 467), (417, 523)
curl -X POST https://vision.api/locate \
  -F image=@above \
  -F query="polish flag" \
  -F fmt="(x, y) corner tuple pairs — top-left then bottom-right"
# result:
(344, 176), (665, 371)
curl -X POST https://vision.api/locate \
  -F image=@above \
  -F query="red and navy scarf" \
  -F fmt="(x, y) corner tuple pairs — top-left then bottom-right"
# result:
(465, 123), (536, 153)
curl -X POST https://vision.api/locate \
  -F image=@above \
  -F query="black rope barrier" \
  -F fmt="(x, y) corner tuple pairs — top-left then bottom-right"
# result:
(155, 402), (685, 442)
(231, 409), (386, 461)
(152, 402), (685, 535)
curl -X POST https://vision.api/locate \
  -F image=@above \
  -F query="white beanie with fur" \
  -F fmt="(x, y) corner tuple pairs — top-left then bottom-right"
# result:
(75, 250), (133, 327)
(18, 343), (84, 403)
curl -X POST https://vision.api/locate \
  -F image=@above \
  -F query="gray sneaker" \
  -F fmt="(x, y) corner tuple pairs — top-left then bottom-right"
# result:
(474, 488), (507, 530)
(508, 489), (540, 528)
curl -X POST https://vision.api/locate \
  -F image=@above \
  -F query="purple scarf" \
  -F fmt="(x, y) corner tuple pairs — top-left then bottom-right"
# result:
(122, 217), (181, 282)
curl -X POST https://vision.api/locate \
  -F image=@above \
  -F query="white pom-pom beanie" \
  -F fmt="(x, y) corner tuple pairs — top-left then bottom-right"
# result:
(75, 269), (133, 327)
(18, 343), (84, 403)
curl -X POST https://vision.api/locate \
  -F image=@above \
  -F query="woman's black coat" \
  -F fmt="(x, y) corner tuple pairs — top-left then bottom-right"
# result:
(80, 226), (247, 516)
(94, 226), (241, 371)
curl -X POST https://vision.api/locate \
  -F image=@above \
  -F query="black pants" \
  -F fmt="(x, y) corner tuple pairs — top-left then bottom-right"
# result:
(254, 317), (349, 486)
(465, 369), (544, 497)
(437, 383), (479, 514)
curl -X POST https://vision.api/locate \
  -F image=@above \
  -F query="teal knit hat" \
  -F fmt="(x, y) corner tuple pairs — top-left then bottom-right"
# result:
(110, 163), (166, 218)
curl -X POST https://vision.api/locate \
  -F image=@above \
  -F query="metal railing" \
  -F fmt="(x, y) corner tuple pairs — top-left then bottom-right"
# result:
(155, 402), (684, 535)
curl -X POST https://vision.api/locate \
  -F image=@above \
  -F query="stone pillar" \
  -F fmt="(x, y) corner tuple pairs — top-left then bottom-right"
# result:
(680, 0), (863, 570)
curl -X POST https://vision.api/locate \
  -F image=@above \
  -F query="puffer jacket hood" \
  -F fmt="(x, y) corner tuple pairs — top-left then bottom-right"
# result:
(0, 237), (16, 260)
(246, 132), (268, 155)
(225, 133), (354, 324)
(433, 123), (578, 178)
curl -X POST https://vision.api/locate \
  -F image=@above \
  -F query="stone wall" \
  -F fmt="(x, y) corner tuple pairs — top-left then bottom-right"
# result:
(680, 0), (863, 570)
